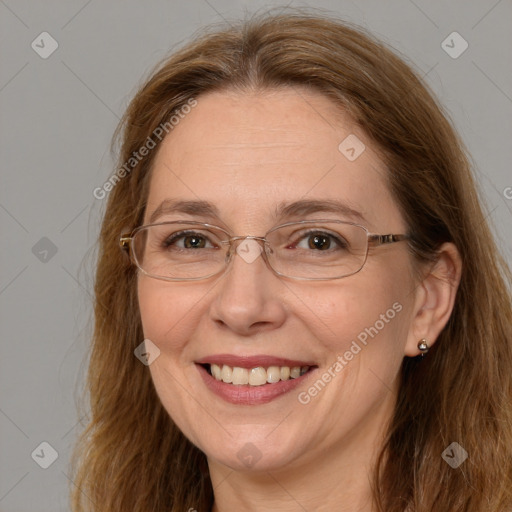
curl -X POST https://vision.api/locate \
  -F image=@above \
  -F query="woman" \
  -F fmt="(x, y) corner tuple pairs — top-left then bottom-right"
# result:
(70, 10), (512, 512)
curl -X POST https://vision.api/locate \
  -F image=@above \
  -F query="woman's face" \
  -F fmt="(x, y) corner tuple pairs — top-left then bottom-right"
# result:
(138, 87), (418, 472)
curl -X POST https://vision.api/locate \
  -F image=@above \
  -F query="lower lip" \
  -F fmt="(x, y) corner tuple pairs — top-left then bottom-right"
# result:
(196, 364), (317, 405)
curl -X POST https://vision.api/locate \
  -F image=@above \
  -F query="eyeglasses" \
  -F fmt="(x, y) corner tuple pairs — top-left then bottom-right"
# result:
(119, 220), (410, 281)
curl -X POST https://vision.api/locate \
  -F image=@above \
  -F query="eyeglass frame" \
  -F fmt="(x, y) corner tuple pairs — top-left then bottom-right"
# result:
(119, 219), (410, 282)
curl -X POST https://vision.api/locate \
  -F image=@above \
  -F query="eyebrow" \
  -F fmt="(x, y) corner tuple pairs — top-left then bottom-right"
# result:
(148, 198), (367, 225)
(149, 199), (221, 224)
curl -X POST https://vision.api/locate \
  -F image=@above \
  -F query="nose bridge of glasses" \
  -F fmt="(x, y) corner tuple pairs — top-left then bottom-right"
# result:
(228, 234), (267, 244)
(225, 235), (269, 259)
(214, 235), (276, 281)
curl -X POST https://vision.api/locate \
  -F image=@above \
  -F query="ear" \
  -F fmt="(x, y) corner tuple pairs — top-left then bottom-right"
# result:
(404, 242), (462, 357)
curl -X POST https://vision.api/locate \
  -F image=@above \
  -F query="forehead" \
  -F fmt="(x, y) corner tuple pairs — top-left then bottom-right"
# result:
(144, 88), (404, 233)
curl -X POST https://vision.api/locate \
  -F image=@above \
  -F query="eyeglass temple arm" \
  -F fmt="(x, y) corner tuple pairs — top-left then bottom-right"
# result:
(368, 233), (410, 247)
(119, 235), (131, 251)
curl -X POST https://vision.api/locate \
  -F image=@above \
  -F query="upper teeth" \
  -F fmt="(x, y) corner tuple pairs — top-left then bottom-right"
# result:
(209, 364), (310, 386)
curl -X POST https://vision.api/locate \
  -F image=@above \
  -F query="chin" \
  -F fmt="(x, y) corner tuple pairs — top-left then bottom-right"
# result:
(202, 433), (306, 473)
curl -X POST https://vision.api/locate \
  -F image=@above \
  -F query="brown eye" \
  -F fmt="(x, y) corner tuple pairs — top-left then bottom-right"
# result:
(294, 231), (349, 252)
(307, 234), (332, 250)
(163, 231), (213, 250)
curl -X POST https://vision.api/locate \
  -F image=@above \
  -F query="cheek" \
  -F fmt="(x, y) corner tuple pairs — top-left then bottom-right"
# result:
(137, 277), (203, 355)
(296, 276), (406, 354)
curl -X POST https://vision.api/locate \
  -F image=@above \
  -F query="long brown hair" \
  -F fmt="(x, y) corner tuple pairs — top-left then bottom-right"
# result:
(69, 9), (512, 512)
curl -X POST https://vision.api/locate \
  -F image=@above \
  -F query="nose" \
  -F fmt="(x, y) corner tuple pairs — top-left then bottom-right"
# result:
(208, 237), (286, 336)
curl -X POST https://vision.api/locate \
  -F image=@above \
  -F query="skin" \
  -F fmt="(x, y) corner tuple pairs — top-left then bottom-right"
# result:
(137, 87), (462, 512)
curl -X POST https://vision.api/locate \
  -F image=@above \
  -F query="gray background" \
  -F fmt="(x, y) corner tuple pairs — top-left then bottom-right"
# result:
(0, 1), (511, 511)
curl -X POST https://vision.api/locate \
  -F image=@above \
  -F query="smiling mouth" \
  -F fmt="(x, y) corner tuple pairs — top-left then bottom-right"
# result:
(202, 363), (316, 386)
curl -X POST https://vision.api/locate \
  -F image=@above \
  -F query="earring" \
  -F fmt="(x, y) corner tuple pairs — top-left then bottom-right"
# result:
(417, 338), (429, 356)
